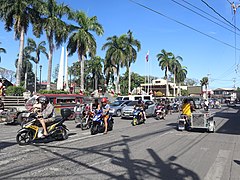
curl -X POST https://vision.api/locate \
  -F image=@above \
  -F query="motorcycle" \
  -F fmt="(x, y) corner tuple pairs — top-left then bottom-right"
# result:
(79, 110), (94, 130)
(177, 114), (189, 131)
(155, 105), (165, 120)
(16, 108), (71, 145)
(90, 110), (114, 135)
(131, 108), (145, 126)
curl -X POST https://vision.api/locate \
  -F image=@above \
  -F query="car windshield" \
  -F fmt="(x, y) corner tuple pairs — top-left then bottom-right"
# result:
(127, 101), (138, 106)
(110, 101), (124, 106)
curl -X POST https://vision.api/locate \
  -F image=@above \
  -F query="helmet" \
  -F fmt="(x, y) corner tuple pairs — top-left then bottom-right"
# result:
(38, 96), (49, 104)
(138, 99), (142, 104)
(101, 97), (107, 103)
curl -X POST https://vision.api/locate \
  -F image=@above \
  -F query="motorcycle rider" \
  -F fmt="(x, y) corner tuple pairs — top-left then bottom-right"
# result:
(135, 98), (146, 121)
(37, 96), (56, 138)
(99, 97), (110, 134)
(181, 98), (195, 118)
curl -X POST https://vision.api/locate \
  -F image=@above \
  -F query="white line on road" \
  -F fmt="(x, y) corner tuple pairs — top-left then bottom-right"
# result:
(204, 149), (231, 180)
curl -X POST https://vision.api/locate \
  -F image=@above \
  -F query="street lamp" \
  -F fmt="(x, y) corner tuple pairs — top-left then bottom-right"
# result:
(39, 65), (42, 90)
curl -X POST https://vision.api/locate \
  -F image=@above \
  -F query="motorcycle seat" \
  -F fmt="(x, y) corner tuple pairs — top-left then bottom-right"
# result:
(45, 117), (63, 126)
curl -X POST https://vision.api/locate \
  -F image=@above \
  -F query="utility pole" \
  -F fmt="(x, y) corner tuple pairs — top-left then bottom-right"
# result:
(233, 78), (236, 89)
(207, 73), (211, 100)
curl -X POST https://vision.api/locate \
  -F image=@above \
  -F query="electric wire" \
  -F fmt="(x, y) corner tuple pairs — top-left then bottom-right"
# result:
(200, 0), (236, 29)
(171, 0), (240, 37)
(181, 0), (240, 32)
(129, 0), (240, 51)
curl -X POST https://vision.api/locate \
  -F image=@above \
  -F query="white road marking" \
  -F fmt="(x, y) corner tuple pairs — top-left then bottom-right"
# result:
(204, 150), (230, 180)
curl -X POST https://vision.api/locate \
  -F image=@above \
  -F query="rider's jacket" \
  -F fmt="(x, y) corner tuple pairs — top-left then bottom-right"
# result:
(42, 103), (56, 119)
(101, 104), (110, 116)
(182, 103), (191, 116)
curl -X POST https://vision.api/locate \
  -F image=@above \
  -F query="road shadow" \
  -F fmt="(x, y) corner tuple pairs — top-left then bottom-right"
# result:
(0, 126), (201, 179)
(215, 106), (240, 135)
(0, 141), (17, 150)
(234, 160), (240, 165)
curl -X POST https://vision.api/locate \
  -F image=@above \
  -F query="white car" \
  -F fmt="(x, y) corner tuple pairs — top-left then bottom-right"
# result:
(121, 100), (156, 119)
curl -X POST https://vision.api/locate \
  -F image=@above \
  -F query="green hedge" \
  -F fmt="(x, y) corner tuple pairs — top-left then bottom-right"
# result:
(38, 90), (68, 94)
(6, 86), (26, 96)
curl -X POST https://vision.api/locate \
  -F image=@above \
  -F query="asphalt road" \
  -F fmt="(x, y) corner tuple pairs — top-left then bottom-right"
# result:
(0, 105), (240, 180)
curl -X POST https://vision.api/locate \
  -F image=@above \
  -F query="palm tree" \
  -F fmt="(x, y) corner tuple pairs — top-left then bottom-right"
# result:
(102, 35), (126, 94)
(171, 55), (182, 97)
(200, 77), (209, 99)
(67, 10), (104, 92)
(104, 57), (116, 90)
(40, 0), (71, 90)
(87, 56), (103, 90)
(0, 42), (6, 63)
(0, 0), (42, 86)
(15, 50), (34, 88)
(157, 49), (173, 97)
(175, 66), (187, 96)
(123, 30), (141, 94)
(25, 38), (48, 92)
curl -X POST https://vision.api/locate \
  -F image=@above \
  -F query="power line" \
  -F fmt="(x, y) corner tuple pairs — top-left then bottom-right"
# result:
(181, 0), (240, 32)
(129, 0), (240, 51)
(200, 0), (236, 29)
(171, 0), (240, 36)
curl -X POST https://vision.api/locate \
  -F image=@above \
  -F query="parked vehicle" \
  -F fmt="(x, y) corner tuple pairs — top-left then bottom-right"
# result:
(90, 110), (114, 135)
(16, 108), (71, 145)
(116, 95), (153, 101)
(132, 108), (145, 126)
(109, 100), (132, 116)
(0, 108), (18, 124)
(79, 109), (94, 130)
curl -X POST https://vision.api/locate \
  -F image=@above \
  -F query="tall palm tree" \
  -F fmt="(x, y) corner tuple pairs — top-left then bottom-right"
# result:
(104, 57), (116, 90)
(0, 0), (42, 86)
(15, 50), (34, 88)
(67, 10), (104, 92)
(87, 56), (103, 90)
(200, 77), (209, 99)
(40, 0), (71, 90)
(157, 49), (173, 97)
(102, 35), (126, 94)
(175, 65), (187, 96)
(0, 42), (6, 63)
(25, 38), (48, 92)
(123, 30), (141, 94)
(171, 55), (182, 97)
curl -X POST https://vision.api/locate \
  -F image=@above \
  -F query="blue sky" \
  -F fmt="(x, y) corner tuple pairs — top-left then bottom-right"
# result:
(0, 0), (240, 89)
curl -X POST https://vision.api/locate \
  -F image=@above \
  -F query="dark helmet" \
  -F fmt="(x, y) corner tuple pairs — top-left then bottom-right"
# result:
(138, 98), (142, 104)
(38, 96), (49, 104)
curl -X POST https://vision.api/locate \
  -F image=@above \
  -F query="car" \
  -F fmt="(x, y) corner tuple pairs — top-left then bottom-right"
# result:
(109, 100), (132, 116)
(121, 100), (156, 119)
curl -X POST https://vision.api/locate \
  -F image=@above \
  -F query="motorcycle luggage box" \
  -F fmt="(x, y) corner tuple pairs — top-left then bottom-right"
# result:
(61, 108), (72, 119)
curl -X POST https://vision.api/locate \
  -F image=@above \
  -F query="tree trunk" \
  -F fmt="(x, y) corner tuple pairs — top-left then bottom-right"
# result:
(94, 74), (98, 90)
(47, 38), (54, 90)
(16, 27), (25, 87)
(80, 55), (85, 91)
(173, 69), (176, 97)
(24, 63), (28, 89)
(166, 66), (169, 97)
(128, 65), (131, 94)
(35, 63), (37, 92)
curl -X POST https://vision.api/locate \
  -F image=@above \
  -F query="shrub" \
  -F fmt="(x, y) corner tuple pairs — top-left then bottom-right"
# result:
(6, 86), (26, 96)
(38, 90), (68, 94)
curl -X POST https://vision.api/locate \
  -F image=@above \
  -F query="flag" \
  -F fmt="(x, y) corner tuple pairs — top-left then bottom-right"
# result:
(146, 51), (149, 62)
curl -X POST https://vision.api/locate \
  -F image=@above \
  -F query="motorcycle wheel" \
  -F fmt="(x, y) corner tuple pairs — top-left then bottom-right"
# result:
(81, 119), (86, 130)
(91, 124), (98, 135)
(108, 121), (113, 131)
(16, 130), (33, 145)
(61, 128), (68, 140)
